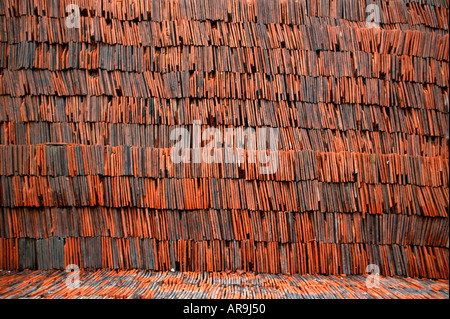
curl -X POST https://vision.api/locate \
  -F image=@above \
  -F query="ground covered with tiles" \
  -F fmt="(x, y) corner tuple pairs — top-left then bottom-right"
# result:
(0, 270), (448, 299)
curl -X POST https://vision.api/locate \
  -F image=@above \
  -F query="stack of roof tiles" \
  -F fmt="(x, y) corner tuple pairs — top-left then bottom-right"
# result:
(0, 0), (448, 280)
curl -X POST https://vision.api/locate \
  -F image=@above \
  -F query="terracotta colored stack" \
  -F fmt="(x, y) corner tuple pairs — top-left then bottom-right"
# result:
(0, 0), (448, 279)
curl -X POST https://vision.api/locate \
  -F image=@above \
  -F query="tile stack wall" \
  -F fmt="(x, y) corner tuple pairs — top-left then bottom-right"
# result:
(0, 0), (448, 278)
